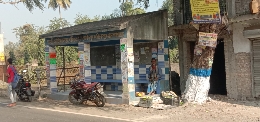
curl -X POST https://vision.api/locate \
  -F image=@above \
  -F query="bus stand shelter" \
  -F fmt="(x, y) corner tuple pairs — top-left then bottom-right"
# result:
(40, 10), (170, 105)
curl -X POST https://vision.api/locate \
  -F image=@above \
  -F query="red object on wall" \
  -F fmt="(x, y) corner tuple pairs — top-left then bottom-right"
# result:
(49, 53), (56, 58)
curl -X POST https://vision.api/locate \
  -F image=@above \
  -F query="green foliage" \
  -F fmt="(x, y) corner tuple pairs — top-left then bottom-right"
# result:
(4, 42), (18, 57)
(160, 0), (179, 63)
(102, 1), (146, 20)
(48, 0), (72, 10)
(24, 49), (30, 65)
(23, 0), (47, 11)
(119, 1), (145, 16)
(74, 14), (100, 25)
(160, 0), (174, 26)
(48, 0), (72, 18)
(168, 36), (178, 49)
(169, 48), (179, 63)
(12, 24), (46, 66)
(119, 0), (150, 9)
(47, 18), (78, 67)
(47, 17), (71, 32)
(168, 36), (179, 63)
(9, 51), (16, 64)
(0, 0), (47, 11)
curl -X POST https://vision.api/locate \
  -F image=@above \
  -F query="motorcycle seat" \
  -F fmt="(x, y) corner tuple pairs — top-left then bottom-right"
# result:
(83, 83), (96, 89)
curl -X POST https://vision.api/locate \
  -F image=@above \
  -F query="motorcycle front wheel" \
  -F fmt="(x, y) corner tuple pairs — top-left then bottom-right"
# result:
(68, 93), (84, 105)
(94, 93), (105, 107)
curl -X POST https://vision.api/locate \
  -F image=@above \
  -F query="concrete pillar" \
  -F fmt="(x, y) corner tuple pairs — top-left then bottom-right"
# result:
(46, 45), (57, 93)
(78, 42), (91, 84)
(157, 40), (170, 93)
(84, 43), (91, 84)
(45, 45), (50, 88)
(120, 37), (135, 104)
(78, 42), (84, 82)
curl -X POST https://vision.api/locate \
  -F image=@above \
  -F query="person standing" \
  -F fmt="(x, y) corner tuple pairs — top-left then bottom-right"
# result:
(6, 58), (17, 107)
(147, 58), (161, 95)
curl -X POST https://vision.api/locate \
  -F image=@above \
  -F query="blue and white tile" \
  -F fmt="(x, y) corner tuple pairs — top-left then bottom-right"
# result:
(96, 68), (101, 74)
(101, 74), (107, 79)
(165, 74), (169, 80)
(118, 85), (123, 91)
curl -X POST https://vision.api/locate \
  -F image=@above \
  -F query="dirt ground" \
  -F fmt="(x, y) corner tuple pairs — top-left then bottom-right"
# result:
(0, 86), (260, 122)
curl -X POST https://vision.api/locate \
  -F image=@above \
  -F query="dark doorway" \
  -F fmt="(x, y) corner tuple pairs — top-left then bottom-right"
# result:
(209, 39), (227, 95)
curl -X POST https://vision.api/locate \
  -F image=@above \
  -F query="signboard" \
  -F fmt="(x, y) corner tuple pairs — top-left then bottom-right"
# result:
(198, 32), (218, 47)
(190, 0), (221, 23)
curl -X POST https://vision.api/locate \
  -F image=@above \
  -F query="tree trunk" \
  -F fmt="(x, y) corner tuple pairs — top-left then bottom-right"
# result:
(182, 24), (218, 104)
(59, 6), (62, 19)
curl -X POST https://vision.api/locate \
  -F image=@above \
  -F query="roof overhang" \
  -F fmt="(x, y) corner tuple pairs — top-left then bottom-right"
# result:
(244, 29), (260, 38)
(39, 26), (123, 39)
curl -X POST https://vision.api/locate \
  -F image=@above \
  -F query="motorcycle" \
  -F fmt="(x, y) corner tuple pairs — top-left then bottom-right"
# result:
(15, 69), (35, 102)
(68, 74), (105, 107)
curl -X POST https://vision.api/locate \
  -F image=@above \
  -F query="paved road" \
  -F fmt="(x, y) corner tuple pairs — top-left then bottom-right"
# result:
(0, 103), (135, 122)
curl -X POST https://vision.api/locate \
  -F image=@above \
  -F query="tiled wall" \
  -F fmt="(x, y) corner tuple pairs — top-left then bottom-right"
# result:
(90, 40), (170, 91)
(91, 65), (151, 91)
(91, 66), (115, 80)
(91, 65), (151, 80)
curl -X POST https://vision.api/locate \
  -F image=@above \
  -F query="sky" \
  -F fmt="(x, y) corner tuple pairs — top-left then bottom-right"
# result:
(0, 0), (162, 45)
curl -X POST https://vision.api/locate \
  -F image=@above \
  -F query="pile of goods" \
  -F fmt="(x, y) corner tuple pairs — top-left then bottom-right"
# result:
(138, 96), (154, 108)
(161, 91), (180, 106)
(137, 91), (180, 109)
(135, 92), (145, 97)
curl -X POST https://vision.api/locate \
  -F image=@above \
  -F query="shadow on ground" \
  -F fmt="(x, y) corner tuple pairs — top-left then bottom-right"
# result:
(0, 87), (140, 113)
(208, 94), (260, 107)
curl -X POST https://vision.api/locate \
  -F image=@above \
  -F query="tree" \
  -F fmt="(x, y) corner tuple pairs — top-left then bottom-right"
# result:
(160, 0), (173, 26)
(9, 51), (16, 64)
(168, 36), (178, 63)
(119, 0), (150, 9)
(74, 14), (100, 25)
(13, 24), (46, 65)
(47, 17), (78, 66)
(119, 1), (145, 16)
(48, 0), (72, 19)
(182, 23), (226, 104)
(4, 42), (19, 58)
(24, 49), (30, 65)
(0, 0), (47, 11)
(47, 17), (71, 32)
(160, 0), (178, 64)
(102, 1), (146, 20)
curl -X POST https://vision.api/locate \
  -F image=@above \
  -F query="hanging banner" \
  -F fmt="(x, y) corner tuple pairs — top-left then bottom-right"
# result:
(198, 32), (218, 47)
(190, 0), (221, 23)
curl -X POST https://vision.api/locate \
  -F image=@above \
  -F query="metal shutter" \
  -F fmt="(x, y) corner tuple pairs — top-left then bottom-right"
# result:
(253, 40), (260, 97)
